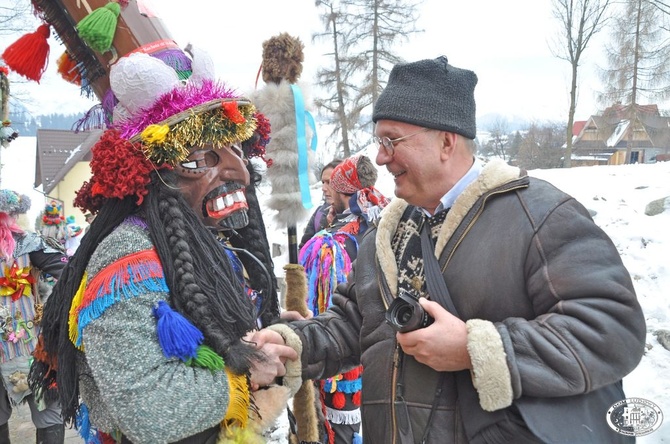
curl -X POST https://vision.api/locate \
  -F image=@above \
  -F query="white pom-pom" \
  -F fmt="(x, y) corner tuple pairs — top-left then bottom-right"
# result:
(110, 53), (180, 115)
(185, 43), (216, 87)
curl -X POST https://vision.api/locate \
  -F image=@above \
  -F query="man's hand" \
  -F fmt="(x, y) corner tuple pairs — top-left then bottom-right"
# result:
(396, 297), (472, 372)
(245, 329), (298, 391)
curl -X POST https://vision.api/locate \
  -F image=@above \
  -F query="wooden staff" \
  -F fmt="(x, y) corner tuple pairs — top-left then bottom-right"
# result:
(284, 263), (320, 444)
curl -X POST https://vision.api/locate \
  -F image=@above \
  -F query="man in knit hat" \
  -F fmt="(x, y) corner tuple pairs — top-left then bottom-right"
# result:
(257, 56), (645, 443)
(298, 154), (388, 444)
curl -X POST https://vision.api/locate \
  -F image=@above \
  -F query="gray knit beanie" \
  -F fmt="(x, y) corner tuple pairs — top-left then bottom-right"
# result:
(372, 56), (478, 139)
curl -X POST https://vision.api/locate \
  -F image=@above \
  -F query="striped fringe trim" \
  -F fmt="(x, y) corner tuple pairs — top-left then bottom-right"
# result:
(69, 249), (168, 347)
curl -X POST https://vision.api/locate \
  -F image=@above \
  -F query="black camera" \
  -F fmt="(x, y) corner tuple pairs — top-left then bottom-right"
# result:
(385, 289), (434, 333)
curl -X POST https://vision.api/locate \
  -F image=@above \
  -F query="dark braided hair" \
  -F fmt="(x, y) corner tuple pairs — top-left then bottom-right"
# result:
(229, 159), (280, 326)
(31, 168), (264, 423)
(146, 171), (260, 371)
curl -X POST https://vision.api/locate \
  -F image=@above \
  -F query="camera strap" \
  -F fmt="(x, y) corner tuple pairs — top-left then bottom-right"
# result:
(420, 221), (460, 318)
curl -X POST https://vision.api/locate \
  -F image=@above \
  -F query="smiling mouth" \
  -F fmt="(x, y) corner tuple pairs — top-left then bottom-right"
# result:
(205, 189), (249, 219)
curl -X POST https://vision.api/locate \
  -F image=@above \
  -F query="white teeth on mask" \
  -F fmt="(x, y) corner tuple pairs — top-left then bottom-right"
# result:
(210, 190), (246, 212)
(213, 197), (225, 211)
(233, 191), (246, 203)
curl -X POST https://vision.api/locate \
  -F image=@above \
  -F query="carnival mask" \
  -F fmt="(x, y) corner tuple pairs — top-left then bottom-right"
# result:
(175, 143), (251, 231)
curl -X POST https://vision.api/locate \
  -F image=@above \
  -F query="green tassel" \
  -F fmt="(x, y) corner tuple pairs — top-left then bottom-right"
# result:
(77, 2), (121, 53)
(186, 345), (225, 371)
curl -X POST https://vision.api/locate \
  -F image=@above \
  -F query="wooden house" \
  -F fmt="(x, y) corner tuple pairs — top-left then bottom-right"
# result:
(571, 104), (670, 166)
(34, 128), (101, 226)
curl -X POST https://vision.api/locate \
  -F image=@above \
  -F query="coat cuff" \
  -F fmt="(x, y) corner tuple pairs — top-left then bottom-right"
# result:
(466, 319), (513, 411)
(266, 323), (303, 396)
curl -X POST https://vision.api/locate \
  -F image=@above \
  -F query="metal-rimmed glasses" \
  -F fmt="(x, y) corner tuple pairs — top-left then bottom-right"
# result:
(373, 127), (431, 157)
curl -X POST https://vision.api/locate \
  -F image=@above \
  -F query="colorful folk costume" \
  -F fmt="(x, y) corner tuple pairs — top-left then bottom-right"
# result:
(299, 156), (390, 444)
(0, 189), (68, 443)
(38, 200), (66, 246)
(21, 2), (287, 443)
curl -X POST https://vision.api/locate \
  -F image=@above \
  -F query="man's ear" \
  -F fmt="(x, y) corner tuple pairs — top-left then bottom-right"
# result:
(441, 131), (458, 158)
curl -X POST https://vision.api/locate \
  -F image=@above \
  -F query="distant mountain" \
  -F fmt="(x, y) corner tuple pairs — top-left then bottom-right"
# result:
(477, 112), (564, 133)
(8, 102), (86, 137)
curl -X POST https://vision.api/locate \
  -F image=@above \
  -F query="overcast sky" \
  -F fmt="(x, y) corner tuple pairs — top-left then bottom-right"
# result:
(4, 0), (615, 122)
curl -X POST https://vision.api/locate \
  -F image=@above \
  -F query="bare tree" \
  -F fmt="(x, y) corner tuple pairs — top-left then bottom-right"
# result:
(0, 0), (34, 35)
(516, 123), (565, 170)
(600, 0), (670, 163)
(551, 0), (611, 168)
(485, 117), (510, 161)
(313, 0), (422, 157)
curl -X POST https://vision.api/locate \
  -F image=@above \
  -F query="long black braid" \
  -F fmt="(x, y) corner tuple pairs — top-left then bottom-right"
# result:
(31, 169), (263, 423)
(229, 159), (280, 326)
(145, 170), (260, 371)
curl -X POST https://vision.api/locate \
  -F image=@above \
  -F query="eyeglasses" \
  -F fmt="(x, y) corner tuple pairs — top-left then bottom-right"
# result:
(373, 127), (431, 157)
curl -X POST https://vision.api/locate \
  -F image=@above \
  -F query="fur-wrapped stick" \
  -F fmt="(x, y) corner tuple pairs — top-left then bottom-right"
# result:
(284, 264), (320, 444)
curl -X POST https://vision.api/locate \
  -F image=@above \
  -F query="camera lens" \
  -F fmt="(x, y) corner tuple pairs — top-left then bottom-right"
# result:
(396, 305), (414, 326)
(385, 290), (433, 333)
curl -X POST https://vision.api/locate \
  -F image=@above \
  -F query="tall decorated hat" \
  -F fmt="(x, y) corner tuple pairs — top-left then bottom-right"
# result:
(6, 1), (270, 216)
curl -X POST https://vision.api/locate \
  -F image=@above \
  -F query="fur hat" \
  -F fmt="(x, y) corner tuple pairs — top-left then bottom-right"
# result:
(329, 155), (377, 195)
(372, 56), (478, 139)
(0, 189), (31, 216)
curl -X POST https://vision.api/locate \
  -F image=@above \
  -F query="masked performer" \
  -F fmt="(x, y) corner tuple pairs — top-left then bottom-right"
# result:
(28, 46), (296, 443)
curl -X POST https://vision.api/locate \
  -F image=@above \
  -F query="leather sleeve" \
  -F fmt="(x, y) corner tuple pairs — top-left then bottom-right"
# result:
(286, 274), (363, 381)
(497, 196), (646, 399)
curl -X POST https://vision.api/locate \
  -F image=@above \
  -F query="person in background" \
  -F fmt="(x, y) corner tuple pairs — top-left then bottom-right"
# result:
(299, 154), (389, 444)
(0, 189), (68, 444)
(299, 159), (343, 249)
(63, 216), (83, 257)
(256, 56), (646, 443)
(29, 50), (295, 443)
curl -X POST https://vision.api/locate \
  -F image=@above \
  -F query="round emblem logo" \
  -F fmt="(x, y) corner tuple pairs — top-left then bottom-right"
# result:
(607, 397), (663, 437)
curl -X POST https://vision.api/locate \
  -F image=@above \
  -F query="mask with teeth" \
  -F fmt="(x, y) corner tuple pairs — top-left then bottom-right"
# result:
(203, 183), (250, 230)
(175, 144), (251, 231)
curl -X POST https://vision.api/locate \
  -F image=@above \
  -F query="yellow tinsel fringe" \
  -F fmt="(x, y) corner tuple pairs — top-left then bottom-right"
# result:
(216, 427), (265, 444)
(219, 368), (250, 434)
(142, 105), (257, 166)
(68, 272), (88, 350)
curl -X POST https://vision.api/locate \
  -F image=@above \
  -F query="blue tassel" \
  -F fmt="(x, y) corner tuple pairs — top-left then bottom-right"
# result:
(75, 403), (101, 444)
(353, 432), (363, 444)
(153, 300), (203, 361)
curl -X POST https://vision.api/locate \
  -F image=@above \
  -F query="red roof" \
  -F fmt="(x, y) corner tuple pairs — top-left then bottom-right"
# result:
(572, 120), (586, 136)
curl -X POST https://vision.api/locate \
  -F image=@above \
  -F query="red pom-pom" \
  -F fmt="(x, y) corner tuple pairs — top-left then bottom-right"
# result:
(332, 391), (345, 409)
(2, 24), (50, 82)
(352, 391), (361, 406)
(342, 366), (362, 380)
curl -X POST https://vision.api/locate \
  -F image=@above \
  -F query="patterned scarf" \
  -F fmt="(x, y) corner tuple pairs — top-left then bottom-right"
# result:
(391, 207), (449, 297)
